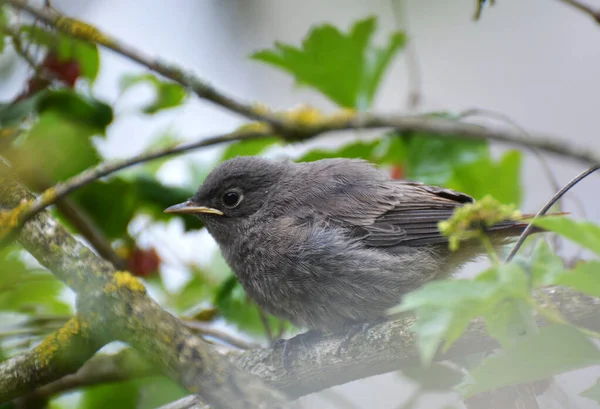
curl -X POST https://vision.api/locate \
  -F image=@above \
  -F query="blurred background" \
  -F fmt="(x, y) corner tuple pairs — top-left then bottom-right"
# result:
(1, 0), (600, 408)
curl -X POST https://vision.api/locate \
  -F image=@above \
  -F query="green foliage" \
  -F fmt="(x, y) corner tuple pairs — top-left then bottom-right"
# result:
(80, 380), (140, 409)
(5, 90), (112, 184)
(401, 133), (488, 187)
(0, 245), (70, 315)
(458, 325), (600, 397)
(221, 137), (280, 161)
(447, 150), (523, 205)
(20, 25), (100, 82)
(252, 17), (405, 109)
(534, 216), (600, 256)
(119, 73), (187, 114)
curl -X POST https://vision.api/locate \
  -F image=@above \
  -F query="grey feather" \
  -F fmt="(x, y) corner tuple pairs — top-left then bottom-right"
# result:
(181, 156), (527, 333)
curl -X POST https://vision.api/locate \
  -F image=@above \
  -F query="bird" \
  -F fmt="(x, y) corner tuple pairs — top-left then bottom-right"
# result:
(165, 156), (540, 335)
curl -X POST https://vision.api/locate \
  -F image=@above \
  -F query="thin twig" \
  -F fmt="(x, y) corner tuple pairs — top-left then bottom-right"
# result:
(559, 0), (600, 23)
(506, 165), (600, 261)
(1, 114), (599, 243)
(5, 0), (285, 127)
(183, 321), (260, 350)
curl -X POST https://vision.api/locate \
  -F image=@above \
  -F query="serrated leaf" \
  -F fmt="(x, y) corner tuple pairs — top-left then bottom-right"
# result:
(448, 150), (522, 205)
(396, 264), (532, 364)
(403, 133), (488, 186)
(554, 261), (600, 298)
(517, 239), (564, 286)
(483, 298), (536, 349)
(119, 73), (187, 114)
(458, 325), (600, 397)
(221, 137), (279, 161)
(533, 216), (600, 256)
(251, 17), (405, 109)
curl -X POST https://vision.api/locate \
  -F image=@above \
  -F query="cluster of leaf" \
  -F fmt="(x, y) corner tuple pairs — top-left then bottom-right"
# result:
(391, 215), (600, 404)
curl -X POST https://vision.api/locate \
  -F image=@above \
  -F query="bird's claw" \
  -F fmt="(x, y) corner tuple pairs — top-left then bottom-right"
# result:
(273, 330), (320, 372)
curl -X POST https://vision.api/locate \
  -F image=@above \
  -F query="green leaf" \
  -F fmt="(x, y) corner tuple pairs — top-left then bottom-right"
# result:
(482, 298), (536, 349)
(70, 179), (137, 240)
(214, 275), (289, 336)
(135, 376), (187, 409)
(395, 279), (499, 364)
(402, 363), (464, 391)
(172, 274), (216, 312)
(0, 245), (71, 314)
(119, 73), (187, 114)
(554, 261), (600, 298)
(581, 378), (600, 404)
(0, 93), (44, 126)
(447, 150), (522, 205)
(533, 216), (600, 256)
(396, 264), (532, 364)
(401, 133), (488, 186)
(80, 380), (140, 409)
(251, 17), (405, 109)
(516, 239), (564, 286)
(7, 110), (102, 183)
(20, 25), (100, 82)
(459, 325), (600, 397)
(221, 137), (279, 161)
(36, 89), (113, 131)
(132, 175), (202, 231)
(298, 135), (407, 165)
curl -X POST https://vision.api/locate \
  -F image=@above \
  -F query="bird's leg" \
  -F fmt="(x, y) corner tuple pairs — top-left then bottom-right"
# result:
(273, 330), (321, 371)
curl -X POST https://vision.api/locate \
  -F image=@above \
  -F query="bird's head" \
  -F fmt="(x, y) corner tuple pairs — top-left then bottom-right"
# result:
(164, 156), (288, 240)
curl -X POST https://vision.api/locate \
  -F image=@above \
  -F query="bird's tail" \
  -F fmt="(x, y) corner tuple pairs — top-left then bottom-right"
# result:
(489, 212), (568, 237)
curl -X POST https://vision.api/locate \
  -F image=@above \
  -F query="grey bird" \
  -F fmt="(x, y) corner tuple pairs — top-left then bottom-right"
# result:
(165, 156), (536, 334)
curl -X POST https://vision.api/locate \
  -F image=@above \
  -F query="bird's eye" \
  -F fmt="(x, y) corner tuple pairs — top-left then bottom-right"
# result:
(221, 190), (242, 208)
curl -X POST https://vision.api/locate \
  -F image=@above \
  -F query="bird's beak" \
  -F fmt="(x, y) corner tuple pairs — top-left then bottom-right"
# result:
(164, 201), (224, 216)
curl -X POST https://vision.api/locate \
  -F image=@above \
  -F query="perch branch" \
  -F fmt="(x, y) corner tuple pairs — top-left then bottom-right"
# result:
(0, 316), (98, 402)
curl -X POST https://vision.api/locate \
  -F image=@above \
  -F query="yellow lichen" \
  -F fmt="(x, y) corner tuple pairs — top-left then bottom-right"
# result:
(236, 122), (272, 133)
(438, 195), (521, 251)
(282, 104), (324, 125)
(104, 271), (146, 294)
(56, 17), (114, 47)
(35, 317), (82, 366)
(0, 199), (30, 228)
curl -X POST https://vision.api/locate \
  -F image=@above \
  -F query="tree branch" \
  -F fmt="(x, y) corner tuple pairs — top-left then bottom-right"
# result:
(4, 0), (285, 126)
(16, 349), (157, 402)
(231, 287), (600, 401)
(0, 164), (288, 409)
(0, 316), (99, 402)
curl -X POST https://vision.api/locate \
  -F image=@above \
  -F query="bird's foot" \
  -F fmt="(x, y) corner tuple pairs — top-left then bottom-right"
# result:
(337, 319), (385, 357)
(273, 330), (320, 371)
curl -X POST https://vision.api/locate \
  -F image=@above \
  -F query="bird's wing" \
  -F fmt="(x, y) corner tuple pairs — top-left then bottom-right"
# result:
(329, 180), (476, 248)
